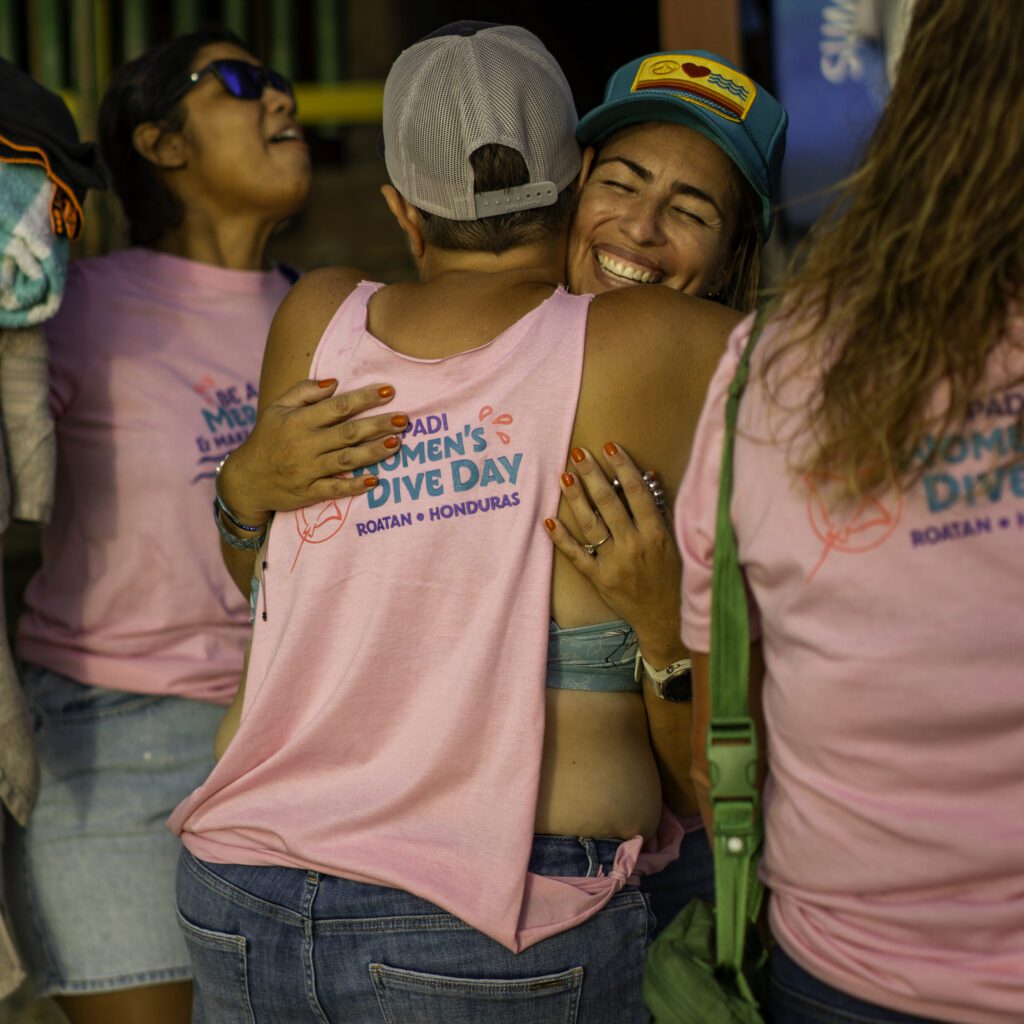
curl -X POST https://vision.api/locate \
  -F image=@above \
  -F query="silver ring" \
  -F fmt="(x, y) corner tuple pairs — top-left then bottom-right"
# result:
(582, 533), (612, 557)
(611, 471), (666, 513)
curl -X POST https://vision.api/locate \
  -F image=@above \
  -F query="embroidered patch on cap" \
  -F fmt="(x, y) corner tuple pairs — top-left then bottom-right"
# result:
(631, 55), (756, 123)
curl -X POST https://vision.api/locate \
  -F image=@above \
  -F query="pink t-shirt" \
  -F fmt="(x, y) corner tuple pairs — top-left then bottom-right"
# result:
(677, 312), (1024, 1023)
(18, 247), (292, 704)
(170, 282), (653, 951)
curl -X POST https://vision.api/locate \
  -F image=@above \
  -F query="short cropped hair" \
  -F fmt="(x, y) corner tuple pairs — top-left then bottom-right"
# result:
(416, 145), (574, 256)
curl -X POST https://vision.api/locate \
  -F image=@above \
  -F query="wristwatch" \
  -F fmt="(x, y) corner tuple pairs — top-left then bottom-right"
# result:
(634, 651), (693, 702)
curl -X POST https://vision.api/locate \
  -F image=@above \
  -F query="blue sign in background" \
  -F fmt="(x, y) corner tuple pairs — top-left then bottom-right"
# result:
(772, 0), (889, 232)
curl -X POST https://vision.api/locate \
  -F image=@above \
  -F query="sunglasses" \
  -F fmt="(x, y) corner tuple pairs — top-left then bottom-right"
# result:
(180, 59), (294, 103)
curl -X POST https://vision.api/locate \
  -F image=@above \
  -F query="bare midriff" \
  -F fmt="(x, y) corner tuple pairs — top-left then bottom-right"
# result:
(535, 688), (662, 840)
(534, 555), (663, 841)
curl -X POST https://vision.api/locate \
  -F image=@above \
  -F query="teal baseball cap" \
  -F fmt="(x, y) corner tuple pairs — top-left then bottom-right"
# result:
(576, 51), (788, 238)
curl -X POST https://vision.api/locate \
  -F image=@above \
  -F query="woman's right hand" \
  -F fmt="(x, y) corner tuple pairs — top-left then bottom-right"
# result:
(544, 443), (684, 666)
(217, 377), (406, 525)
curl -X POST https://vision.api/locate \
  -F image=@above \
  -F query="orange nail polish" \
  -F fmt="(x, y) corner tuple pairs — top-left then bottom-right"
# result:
(570, 447), (585, 464)
(391, 414), (408, 428)
(603, 441), (618, 457)
(363, 476), (379, 488)
(317, 378), (337, 388)
(544, 518), (557, 532)
(383, 436), (400, 449)
(378, 385), (395, 399)
(561, 472), (575, 488)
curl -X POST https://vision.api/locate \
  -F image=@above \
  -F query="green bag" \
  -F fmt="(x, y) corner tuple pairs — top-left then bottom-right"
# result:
(644, 313), (768, 1024)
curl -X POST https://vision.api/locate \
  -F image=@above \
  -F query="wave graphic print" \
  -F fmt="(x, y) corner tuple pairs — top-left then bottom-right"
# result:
(708, 73), (749, 100)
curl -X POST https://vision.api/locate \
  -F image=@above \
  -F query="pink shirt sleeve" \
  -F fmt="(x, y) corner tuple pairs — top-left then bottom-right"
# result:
(676, 314), (759, 652)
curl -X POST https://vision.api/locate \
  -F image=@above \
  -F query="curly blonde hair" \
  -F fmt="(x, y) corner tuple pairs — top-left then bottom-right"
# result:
(764, 0), (1024, 500)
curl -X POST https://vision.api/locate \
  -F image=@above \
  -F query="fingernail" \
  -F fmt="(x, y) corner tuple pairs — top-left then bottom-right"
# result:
(570, 447), (585, 464)
(383, 436), (400, 449)
(603, 441), (618, 457)
(317, 378), (337, 389)
(391, 414), (408, 428)
(378, 385), (395, 399)
(544, 518), (557, 532)
(363, 476), (379, 489)
(561, 472), (575, 487)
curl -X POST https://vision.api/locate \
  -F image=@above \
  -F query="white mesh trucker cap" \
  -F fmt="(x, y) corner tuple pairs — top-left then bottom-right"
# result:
(382, 22), (581, 221)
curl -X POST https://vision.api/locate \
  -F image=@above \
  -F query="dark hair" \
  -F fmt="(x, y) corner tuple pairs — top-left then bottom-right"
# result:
(718, 166), (763, 312)
(98, 29), (246, 246)
(417, 145), (574, 255)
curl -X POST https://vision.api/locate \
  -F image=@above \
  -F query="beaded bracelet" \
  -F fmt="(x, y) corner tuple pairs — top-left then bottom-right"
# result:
(212, 499), (269, 551)
(214, 491), (267, 533)
(214, 454), (267, 532)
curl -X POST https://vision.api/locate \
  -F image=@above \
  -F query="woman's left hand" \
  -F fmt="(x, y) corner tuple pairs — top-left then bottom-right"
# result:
(544, 443), (683, 663)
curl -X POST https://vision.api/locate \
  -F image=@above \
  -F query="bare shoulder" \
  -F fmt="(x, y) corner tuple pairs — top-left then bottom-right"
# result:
(589, 284), (741, 333)
(571, 290), (743, 490)
(590, 287), (740, 354)
(270, 266), (367, 354)
(586, 288), (741, 399)
(259, 265), (367, 402)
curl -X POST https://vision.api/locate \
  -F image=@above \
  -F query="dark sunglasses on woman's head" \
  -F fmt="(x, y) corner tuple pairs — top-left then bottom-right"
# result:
(180, 59), (293, 102)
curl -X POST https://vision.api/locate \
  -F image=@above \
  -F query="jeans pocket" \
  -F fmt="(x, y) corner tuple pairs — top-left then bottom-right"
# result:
(369, 962), (584, 1024)
(177, 910), (257, 1024)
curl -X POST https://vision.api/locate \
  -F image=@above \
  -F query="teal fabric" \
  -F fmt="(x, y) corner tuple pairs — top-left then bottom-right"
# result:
(545, 619), (640, 693)
(0, 162), (68, 327)
(576, 51), (788, 238)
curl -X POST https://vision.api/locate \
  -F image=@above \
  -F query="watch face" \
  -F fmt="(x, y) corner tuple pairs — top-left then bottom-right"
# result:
(661, 668), (693, 703)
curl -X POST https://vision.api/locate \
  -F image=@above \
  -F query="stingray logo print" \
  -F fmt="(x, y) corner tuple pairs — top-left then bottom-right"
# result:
(291, 496), (356, 572)
(804, 474), (903, 582)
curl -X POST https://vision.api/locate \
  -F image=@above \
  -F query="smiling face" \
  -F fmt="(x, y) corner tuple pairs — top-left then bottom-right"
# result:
(567, 121), (739, 297)
(170, 42), (311, 221)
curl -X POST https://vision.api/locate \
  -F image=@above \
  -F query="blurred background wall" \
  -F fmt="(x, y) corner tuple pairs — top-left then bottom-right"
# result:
(0, 0), (906, 274)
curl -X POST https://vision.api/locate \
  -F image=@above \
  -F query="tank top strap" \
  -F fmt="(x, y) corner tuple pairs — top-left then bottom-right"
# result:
(308, 280), (384, 380)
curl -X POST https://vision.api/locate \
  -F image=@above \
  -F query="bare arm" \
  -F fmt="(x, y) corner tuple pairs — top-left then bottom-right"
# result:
(217, 269), (409, 595)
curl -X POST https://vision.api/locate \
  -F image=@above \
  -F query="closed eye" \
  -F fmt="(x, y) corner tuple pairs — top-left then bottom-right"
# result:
(599, 178), (636, 194)
(672, 206), (708, 226)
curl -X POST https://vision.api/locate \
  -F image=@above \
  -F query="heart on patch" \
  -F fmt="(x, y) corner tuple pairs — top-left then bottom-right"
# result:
(682, 63), (711, 78)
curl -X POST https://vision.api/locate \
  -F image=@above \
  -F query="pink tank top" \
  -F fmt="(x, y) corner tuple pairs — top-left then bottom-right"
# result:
(170, 281), (650, 951)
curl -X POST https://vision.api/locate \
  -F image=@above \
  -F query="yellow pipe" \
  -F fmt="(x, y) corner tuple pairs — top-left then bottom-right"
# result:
(292, 81), (385, 124)
(58, 89), (78, 121)
(59, 81), (385, 131)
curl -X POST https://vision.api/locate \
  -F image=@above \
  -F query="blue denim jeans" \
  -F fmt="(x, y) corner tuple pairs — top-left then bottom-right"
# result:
(769, 946), (944, 1024)
(176, 836), (652, 1023)
(640, 827), (714, 937)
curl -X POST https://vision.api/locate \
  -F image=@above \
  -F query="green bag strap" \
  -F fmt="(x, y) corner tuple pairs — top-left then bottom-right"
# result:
(707, 310), (768, 1001)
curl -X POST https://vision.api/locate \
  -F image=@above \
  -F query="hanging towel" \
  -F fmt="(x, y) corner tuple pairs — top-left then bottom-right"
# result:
(0, 162), (69, 327)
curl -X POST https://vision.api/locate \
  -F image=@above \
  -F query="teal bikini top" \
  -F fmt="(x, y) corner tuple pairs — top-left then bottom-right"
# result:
(545, 619), (640, 693)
